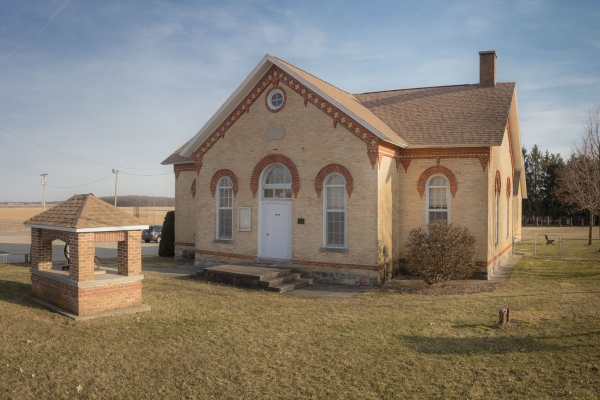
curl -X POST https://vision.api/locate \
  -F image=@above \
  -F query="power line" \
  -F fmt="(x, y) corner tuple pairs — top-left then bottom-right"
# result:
(120, 171), (173, 176)
(0, 126), (171, 171)
(47, 173), (113, 189)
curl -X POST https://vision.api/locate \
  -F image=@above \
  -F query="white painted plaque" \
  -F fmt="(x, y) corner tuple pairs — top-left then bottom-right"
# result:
(265, 126), (286, 140)
(238, 207), (251, 231)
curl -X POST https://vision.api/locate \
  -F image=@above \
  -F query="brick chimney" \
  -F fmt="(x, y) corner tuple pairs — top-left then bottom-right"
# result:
(479, 50), (497, 88)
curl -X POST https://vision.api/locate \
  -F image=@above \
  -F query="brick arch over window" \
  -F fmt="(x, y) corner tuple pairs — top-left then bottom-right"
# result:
(191, 179), (197, 199)
(495, 170), (502, 194)
(417, 166), (458, 198)
(315, 164), (354, 198)
(210, 169), (239, 198)
(41, 230), (73, 246)
(250, 154), (300, 198)
(506, 177), (511, 197)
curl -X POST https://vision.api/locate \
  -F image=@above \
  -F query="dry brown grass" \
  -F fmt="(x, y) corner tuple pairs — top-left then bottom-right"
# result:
(1, 255), (600, 398)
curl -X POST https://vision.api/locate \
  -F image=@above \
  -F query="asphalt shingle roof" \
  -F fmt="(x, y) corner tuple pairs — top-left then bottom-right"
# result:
(353, 83), (515, 147)
(24, 194), (143, 229)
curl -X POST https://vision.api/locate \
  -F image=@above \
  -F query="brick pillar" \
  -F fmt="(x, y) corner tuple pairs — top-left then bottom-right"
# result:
(69, 232), (95, 282)
(117, 230), (142, 276)
(31, 228), (53, 270)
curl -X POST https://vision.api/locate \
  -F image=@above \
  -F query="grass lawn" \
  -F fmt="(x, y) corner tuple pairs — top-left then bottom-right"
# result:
(1, 257), (600, 399)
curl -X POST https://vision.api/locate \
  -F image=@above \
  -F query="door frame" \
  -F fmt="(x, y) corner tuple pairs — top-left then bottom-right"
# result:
(259, 200), (292, 259)
(257, 164), (293, 259)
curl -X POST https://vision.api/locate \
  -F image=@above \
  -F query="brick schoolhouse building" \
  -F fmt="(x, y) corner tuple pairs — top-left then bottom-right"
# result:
(162, 51), (527, 285)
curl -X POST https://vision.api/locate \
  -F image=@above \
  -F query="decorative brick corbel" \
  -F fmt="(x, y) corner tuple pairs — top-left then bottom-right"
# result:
(399, 158), (412, 173)
(478, 156), (489, 172)
(194, 152), (203, 175)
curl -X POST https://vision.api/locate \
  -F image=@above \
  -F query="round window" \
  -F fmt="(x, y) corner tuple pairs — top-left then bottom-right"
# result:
(266, 87), (286, 112)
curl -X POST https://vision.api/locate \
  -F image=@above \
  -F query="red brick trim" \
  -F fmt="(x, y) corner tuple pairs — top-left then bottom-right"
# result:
(480, 243), (513, 267)
(315, 164), (354, 198)
(94, 232), (126, 243)
(417, 166), (458, 198)
(174, 163), (195, 180)
(41, 230), (72, 246)
(191, 179), (197, 199)
(478, 157), (490, 172)
(506, 119), (514, 175)
(195, 250), (255, 260)
(264, 86), (287, 113)
(495, 170), (502, 194)
(250, 154), (300, 198)
(191, 66), (383, 173)
(291, 259), (379, 271)
(210, 169), (239, 198)
(506, 177), (511, 198)
(396, 147), (491, 173)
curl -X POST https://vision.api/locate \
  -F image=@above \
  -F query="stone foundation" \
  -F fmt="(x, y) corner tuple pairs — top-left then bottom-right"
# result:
(301, 266), (379, 286)
(31, 269), (144, 316)
(175, 244), (195, 261)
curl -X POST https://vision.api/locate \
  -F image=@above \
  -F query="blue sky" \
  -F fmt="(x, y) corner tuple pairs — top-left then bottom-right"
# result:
(1, 0), (598, 202)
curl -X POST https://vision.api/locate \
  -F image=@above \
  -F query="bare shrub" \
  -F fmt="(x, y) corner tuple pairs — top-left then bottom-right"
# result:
(406, 221), (476, 285)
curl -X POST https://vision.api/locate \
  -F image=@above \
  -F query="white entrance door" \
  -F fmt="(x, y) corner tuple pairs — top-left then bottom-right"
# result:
(261, 202), (291, 259)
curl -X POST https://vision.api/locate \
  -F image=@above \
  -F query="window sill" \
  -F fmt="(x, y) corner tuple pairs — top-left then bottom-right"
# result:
(213, 239), (234, 244)
(319, 247), (348, 253)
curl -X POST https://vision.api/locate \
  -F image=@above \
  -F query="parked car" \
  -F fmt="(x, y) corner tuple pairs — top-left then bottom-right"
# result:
(142, 225), (162, 243)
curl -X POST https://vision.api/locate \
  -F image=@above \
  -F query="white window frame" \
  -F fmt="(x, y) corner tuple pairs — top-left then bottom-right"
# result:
(425, 174), (450, 224)
(494, 191), (499, 246)
(216, 177), (233, 240)
(506, 195), (510, 239)
(323, 173), (347, 248)
(262, 164), (292, 199)
(267, 89), (285, 111)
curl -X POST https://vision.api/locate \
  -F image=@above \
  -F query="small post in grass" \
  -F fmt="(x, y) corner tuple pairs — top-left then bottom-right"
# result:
(499, 308), (510, 325)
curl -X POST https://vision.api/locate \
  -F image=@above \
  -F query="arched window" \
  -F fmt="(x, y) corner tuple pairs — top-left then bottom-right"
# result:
(262, 165), (292, 199)
(426, 175), (449, 223)
(324, 174), (346, 247)
(217, 177), (233, 239)
(506, 196), (510, 239)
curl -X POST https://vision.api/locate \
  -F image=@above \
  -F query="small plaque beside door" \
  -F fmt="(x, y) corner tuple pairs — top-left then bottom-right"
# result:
(238, 207), (251, 231)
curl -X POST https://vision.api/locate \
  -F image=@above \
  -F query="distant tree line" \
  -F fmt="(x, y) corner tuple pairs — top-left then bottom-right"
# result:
(98, 195), (174, 207)
(522, 145), (565, 226)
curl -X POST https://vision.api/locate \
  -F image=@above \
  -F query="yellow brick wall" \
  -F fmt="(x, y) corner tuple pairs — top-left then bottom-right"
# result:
(174, 170), (196, 246)
(194, 79), (379, 266)
(396, 158), (489, 262)
(487, 128), (515, 274)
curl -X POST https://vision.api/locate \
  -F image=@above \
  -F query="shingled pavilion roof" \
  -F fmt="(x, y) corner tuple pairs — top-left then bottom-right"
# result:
(24, 194), (147, 232)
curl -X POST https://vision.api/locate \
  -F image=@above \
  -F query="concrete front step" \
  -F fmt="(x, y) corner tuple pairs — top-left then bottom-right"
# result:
(199, 262), (315, 293)
(268, 278), (313, 293)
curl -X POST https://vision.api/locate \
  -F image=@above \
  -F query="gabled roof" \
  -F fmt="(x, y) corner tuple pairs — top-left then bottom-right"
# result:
(273, 57), (408, 147)
(24, 194), (148, 232)
(177, 54), (409, 160)
(166, 54), (522, 176)
(161, 140), (193, 165)
(353, 83), (515, 147)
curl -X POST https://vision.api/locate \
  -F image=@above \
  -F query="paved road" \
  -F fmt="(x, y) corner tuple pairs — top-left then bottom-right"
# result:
(0, 232), (159, 262)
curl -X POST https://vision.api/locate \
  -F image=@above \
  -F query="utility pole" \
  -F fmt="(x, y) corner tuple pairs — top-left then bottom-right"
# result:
(40, 173), (48, 211)
(112, 169), (119, 206)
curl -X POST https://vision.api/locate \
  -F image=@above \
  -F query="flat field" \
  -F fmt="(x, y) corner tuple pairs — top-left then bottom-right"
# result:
(1, 256), (599, 398)
(0, 205), (173, 232)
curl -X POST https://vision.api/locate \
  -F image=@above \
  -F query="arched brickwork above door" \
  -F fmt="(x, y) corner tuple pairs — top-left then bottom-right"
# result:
(417, 166), (458, 198)
(315, 164), (354, 198)
(506, 177), (511, 197)
(250, 154), (300, 198)
(495, 170), (502, 194)
(41, 230), (73, 246)
(210, 170), (239, 198)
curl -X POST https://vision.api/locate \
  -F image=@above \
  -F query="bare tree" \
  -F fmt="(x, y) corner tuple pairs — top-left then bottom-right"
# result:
(556, 105), (600, 247)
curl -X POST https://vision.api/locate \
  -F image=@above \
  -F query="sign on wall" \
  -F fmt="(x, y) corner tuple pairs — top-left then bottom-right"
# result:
(238, 207), (251, 231)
